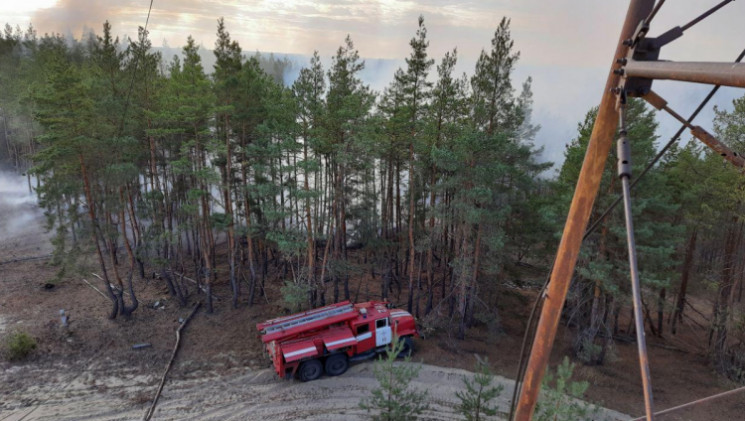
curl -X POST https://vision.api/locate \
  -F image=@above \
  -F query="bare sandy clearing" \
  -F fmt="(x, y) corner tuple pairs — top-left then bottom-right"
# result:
(0, 359), (629, 421)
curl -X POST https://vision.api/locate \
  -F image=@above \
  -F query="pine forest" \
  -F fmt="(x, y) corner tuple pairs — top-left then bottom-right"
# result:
(2, 12), (745, 418)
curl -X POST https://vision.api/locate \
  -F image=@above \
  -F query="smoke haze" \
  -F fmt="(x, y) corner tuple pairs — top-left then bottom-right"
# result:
(0, 170), (50, 261)
(31, 0), (115, 38)
(17, 0), (745, 172)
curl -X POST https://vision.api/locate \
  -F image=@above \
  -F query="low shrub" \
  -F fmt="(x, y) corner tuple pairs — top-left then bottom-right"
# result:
(3, 331), (37, 361)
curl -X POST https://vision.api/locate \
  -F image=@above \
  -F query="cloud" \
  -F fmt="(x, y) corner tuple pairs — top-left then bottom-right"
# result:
(16, 0), (743, 68)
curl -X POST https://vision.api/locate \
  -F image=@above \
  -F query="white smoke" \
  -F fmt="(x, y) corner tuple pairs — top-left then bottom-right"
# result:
(0, 170), (43, 242)
(31, 0), (115, 39)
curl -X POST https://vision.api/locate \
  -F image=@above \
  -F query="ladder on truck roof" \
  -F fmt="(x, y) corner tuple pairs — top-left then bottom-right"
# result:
(259, 301), (356, 335)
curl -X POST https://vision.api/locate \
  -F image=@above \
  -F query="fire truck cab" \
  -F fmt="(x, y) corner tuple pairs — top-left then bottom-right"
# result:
(256, 301), (418, 381)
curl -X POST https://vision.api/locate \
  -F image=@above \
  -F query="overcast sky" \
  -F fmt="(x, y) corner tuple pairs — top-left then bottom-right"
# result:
(3, 0), (745, 170)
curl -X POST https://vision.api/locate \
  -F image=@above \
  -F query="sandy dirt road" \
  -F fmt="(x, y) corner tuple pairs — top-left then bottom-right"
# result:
(0, 358), (630, 421)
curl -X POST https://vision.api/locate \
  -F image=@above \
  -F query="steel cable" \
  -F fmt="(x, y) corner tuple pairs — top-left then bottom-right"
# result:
(119, 0), (155, 135)
(508, 44), (745, 421)
(629, 384), (745, 420)
(585, 47), (745, 240)
(644, 0), (666, 26)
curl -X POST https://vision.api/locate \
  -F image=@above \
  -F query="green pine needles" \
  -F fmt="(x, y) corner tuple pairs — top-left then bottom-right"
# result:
(456, 358), (504, 421)
(535, 357), (598, 421)
(360, 336), (429, 421)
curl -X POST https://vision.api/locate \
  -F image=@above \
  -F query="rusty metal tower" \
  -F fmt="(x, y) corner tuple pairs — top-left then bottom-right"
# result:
(513, 1), (745, 420)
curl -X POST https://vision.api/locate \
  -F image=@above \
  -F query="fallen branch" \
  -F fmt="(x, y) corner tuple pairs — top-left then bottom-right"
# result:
(0, 253), (53, 266)
(81, 278), (109, 300)
(647, 342), (687, 353)
(685, 299), (709, 320)
(169, 270), (221, 302)
(91, 272), (131, 296)
(683, 311), (708, 331)
(143, 301), (201, 421)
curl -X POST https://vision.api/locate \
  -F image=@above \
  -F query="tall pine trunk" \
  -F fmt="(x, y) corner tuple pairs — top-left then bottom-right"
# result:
(672, 228), (697, 334)
(407, 142), (416, 313)
(224, 115), (238, 308)
(303, 138), (316, 306)
(79, 156), (119, 319)
(711, 218), (743, 367)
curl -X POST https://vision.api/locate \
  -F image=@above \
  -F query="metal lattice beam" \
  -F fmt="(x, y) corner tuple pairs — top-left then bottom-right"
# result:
(625, 61), (745, 89)
(512, 1), (655, 419)
(515, 0), (744, 419)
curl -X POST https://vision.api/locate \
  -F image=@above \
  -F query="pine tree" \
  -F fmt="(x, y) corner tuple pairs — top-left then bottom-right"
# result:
(377, 69), (409, 302)
(420, 48), (460, 314)
(212, 17), (243, 311)
(705, 95), (745, 378)
(323, 35), (374, 303)
(32, 33), (126, 317)
(399, 15), (434, 315)
(292, 51), (326, 306)
(455, 358), (504, 421)
(153, 35), (216, 305)
(359, 336), (429, 421)
(0, 24), (39, 172)
(235, 55), (274, 306)
(558, 99), (683, 363)
(535, 357), (597, 421)
(436, 16), (546, 339)
(471, 17), (519, 135)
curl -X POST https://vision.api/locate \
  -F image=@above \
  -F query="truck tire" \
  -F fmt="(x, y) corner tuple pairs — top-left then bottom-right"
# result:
(397, 336), (414, 358)
(298, 359), (323, 382)
(324, 353), (349, 376)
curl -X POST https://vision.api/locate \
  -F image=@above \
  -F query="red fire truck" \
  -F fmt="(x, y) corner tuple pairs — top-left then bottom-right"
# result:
(256, 300), (419, 381)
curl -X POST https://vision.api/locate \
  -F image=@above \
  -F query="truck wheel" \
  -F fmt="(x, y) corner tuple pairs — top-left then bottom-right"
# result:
(397, 337), (414, 358)
(324, 353), (349, 376)
(298, 359), (323, 382)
